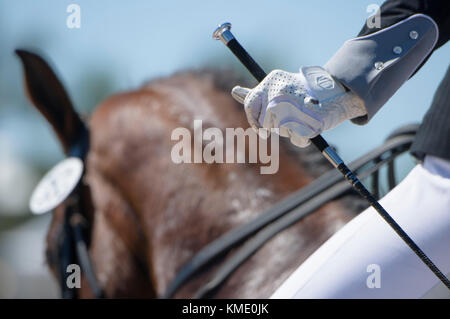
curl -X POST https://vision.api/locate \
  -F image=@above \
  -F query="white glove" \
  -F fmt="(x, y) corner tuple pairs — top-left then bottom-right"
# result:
(231, 66), (366, 147)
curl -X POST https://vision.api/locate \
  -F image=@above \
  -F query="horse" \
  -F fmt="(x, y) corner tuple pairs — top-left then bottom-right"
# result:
(17, 50), (364, 298)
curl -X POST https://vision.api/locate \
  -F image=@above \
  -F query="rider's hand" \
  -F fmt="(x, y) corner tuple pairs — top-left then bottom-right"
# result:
(231, 66), (366, 147)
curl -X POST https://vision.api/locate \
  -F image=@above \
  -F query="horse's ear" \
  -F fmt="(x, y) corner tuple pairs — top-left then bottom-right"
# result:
(16, 49), (85, 155)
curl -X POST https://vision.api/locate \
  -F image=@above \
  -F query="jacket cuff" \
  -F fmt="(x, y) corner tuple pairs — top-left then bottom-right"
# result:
(324, 14), (439, 125)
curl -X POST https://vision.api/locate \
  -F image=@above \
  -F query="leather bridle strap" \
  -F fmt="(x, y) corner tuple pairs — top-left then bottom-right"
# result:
(69, 207), (105, 298)
(59, 208), (77, 299)
(58, 197), (104, 299)
(162, 131), (416, 298)
(58, 124), (104, 298)
(193, 137), (413, 298)
(194, 181), (353, 298)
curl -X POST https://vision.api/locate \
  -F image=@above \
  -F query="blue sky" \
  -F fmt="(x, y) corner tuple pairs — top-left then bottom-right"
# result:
(1, 0), (449, 165)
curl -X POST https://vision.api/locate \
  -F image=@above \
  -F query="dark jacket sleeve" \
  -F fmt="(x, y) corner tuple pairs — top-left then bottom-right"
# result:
(324, 0), (449, 125)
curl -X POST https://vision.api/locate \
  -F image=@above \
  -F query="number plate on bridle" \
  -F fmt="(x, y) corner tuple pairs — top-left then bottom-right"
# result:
(29, 157), (84, 215)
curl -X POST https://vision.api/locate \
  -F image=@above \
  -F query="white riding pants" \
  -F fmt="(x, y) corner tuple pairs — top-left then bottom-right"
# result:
(271, 155), (450, 298)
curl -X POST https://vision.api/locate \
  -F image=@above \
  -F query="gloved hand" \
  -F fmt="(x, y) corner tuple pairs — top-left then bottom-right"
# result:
(231, 66), (366, 147)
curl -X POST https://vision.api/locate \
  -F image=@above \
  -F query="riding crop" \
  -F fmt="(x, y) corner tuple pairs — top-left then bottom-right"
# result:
(212, 22), (450, 290)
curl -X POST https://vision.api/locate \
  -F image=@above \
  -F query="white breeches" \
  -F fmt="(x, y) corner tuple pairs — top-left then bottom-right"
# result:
(271, 155), (450, 299)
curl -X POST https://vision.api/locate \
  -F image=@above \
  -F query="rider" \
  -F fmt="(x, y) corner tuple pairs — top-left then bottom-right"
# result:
(231, 0), (450, 298)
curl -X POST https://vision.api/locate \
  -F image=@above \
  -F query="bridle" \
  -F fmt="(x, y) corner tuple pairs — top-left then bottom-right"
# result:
(58, 193), (104, 298)
(56, 125), (104, 299)
(163, 123), (421, 298)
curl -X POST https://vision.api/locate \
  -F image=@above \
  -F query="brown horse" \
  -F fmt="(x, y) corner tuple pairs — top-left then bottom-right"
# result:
(17, 50), (362, 298)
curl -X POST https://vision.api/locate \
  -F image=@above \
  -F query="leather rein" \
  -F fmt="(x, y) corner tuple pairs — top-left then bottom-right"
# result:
(162, 123), (420, 298)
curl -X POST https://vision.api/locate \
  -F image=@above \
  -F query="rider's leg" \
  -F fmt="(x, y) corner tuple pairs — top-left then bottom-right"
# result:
(271, 155), (450, 298)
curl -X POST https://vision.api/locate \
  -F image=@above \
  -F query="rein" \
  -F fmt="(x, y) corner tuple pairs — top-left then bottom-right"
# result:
(163, 124), (419, 298)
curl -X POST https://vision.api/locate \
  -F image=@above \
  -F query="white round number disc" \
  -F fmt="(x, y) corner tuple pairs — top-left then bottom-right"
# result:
(29, 157), (84, 215)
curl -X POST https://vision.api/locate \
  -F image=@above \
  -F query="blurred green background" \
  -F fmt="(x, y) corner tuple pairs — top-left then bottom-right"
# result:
(0, 0), (449, 298)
